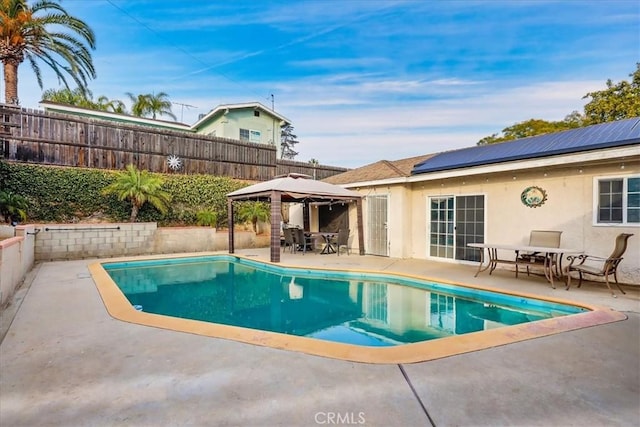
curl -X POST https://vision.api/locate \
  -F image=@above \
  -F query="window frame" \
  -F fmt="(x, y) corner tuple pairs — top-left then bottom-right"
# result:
(239, 128), (261, 143)
(592, 174), (640, 226)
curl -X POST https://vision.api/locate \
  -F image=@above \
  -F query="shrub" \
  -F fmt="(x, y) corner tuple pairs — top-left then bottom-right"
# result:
(0, 161), (248, 226)
(196, 209), (218, 227)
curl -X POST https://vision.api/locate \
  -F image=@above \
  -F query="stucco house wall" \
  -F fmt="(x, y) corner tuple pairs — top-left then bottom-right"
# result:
(192, 103), (290, 158)
(195, 108), (281, 148)
(339, 157), (639, 285)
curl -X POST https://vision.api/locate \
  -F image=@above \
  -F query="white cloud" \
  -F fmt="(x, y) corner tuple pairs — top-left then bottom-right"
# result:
(281, 78), (605, 167)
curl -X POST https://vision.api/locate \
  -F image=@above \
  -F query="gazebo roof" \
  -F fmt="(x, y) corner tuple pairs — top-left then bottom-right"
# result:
(227, 173), (361, 202)
(226, 173), (365, 263)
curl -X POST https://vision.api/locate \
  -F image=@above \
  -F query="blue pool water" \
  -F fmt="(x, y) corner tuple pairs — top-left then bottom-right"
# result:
(103, 255), (587, 347)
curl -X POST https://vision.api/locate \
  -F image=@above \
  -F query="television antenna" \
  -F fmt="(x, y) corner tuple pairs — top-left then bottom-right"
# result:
(174, 102), (197, 122)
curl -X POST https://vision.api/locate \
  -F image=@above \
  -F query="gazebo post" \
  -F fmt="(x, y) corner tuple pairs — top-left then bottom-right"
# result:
(302, 202), (310, 231)
(356, 198), (365, 255)
(227, 198), (234, 254)
(270, 190), (282, 263)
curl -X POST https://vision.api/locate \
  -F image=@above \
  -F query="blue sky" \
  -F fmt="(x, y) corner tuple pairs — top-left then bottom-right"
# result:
(17, 0), (640, 168)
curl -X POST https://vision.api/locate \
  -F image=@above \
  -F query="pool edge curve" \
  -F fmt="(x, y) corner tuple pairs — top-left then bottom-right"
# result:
(88, 253), (628, 364)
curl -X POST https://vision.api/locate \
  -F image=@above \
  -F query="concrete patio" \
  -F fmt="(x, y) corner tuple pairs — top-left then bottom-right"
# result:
(1, 249), (639, 426)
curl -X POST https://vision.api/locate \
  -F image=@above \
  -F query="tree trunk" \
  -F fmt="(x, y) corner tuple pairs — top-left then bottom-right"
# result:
(3, 60), (19, 105)
(130, 204), (139, 222)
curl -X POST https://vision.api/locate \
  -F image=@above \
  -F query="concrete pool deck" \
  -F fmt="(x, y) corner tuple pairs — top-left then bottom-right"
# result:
(1, 249), (639, 426)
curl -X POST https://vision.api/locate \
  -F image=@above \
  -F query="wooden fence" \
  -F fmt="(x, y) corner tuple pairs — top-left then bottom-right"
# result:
(276, 159), (347, 180)
(0, 105), (347, 181)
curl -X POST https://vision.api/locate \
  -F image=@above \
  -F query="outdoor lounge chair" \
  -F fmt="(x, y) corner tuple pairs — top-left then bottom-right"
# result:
(565, 233), (634, 297)
(515, 230), (562, 277)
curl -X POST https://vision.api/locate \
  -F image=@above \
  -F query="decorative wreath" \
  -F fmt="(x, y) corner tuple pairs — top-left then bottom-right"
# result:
(521, 186), (547, 208)
(167, 155), (182, 171)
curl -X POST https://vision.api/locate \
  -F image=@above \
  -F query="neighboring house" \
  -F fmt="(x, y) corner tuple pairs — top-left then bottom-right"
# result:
(192, 102), (291, 158)
(39, 100), (291, 157)
(324, 118), (640, 285)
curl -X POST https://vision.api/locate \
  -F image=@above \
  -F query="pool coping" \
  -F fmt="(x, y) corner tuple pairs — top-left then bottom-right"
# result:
(88, 253), (627, 364)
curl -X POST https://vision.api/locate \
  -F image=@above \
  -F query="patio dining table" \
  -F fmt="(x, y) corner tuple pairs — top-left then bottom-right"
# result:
(310, 232), (338, 254)
(468, 243), (583, 288)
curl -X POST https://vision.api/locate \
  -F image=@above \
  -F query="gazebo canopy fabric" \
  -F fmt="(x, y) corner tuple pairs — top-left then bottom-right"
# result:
(227, 173), (361, 202)
(226, 173), (364, 262)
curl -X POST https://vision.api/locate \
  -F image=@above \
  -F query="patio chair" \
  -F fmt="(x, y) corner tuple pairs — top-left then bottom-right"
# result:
(293, 228), (311, 254)
(282, 227), (295, 253)
(565, 233), (633, 297)
(515, 230), (562, 277)
(336, 228), (350, 256)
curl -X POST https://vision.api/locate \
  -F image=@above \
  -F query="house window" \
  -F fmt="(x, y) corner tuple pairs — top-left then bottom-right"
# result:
(254, 110), (260, 117)
(595, 175), (640, 225)
(239, 128), (261, 143)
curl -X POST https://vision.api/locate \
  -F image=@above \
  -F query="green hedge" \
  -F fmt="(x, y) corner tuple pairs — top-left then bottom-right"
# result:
(0, 161), (248, 226)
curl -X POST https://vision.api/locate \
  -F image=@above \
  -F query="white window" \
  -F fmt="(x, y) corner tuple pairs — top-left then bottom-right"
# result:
(594, 175), (640, 225)
(239, 128), (261, 143)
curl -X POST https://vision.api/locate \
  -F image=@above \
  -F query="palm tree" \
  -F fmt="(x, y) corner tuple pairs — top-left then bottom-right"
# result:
(102, 164), (172, 222)
(126, 92), (149, 117)
(237, 201), (270, 234)
(146, 92), (176, 120)
(0, 190), (28, 223)
(0, 0), (96, 105)
(96, 95), (127, 114)
(126, 92), (176, 120)
(196, 209), (218, 227)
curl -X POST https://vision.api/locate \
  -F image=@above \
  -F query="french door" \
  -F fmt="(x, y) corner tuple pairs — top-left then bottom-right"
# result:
(428, 195), (484, 262)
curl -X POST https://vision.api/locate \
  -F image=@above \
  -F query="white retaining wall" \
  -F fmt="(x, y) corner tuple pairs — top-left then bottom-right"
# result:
(0, 225), (36, 306)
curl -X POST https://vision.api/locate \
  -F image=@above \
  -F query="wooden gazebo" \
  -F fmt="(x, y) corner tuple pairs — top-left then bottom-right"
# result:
(227, 173), (364, 262)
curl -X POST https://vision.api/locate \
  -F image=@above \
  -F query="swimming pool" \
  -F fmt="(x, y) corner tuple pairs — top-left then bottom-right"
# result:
(89, 254), (625, 363)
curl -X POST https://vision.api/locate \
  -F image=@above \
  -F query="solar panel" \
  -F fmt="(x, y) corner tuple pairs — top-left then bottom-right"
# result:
(412, 118), (640, 175)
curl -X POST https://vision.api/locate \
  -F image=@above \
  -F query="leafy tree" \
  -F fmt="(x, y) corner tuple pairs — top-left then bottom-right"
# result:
(102, 164), (172, 222)
(42, 87), (95, 108)
(236, 201), (270, 233)
(477, 64), (638, 145)
(309, 158), (319, 166)
(0, 0), (96, 105)
(0, 190), (28, 223)
(126, 92), (176, 120)
(477, 113), (585, 145)
(583, 63), (640, 124)
(280, 124), (299, 159)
